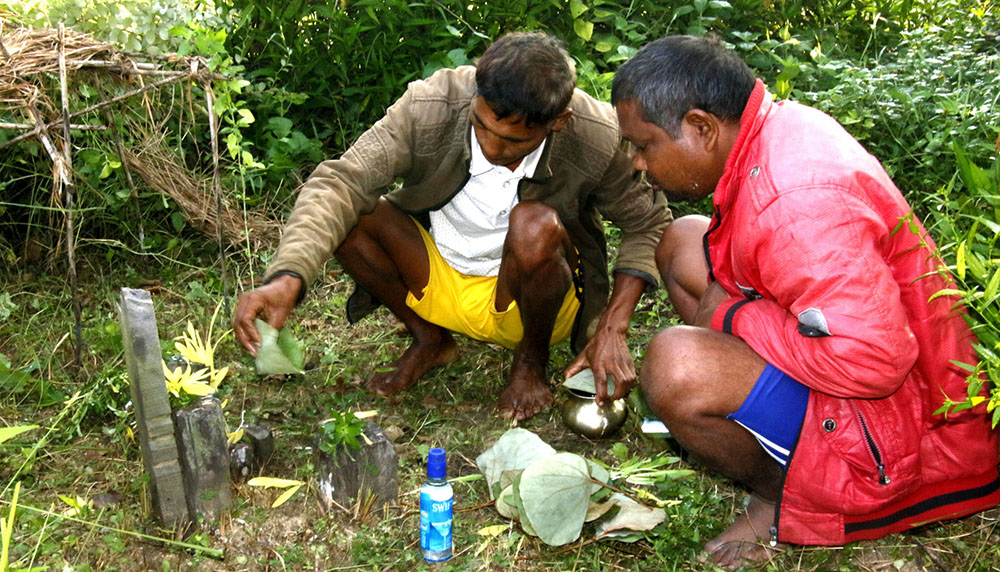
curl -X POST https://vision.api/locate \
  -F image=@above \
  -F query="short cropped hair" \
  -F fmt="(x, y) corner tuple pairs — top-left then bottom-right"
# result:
(476, 32), (576, 127)
(611, 35), (755, 138)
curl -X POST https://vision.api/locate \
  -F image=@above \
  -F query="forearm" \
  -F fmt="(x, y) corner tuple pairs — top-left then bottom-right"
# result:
(592, 271), (648, 336)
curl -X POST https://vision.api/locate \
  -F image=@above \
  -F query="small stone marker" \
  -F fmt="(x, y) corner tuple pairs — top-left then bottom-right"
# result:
(229, 424), (275, 483)
(244, 424), (275, 468)
(229, 442), (253, 483)
(173, 396), (232, 521)
(118, 287), (190, 527)
(315, 423), (398, 514)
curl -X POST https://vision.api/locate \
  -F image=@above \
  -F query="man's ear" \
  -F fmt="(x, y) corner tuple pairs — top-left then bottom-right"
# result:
(548, 108), (573, 132)
(683, 109), (720, 151)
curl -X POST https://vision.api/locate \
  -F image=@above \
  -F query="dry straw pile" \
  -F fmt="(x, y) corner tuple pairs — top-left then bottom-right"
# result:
(0, 24), (278, 251)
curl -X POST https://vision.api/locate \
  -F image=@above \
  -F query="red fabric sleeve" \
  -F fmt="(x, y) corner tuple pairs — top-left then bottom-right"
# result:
(710, 187), (919, 398)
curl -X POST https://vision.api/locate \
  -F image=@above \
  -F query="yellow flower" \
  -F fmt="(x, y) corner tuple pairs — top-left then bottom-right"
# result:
(175, 321), (215, 370)
(162, 360), (214, 398)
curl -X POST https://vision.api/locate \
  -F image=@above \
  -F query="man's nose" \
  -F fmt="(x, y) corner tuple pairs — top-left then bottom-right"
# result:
(632, 154), (647, 172)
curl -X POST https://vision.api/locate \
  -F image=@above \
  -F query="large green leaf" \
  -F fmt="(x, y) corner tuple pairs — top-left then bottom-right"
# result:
(254, 319), (305, 375)
(516, 452), (592, 546)
(476, 428), (556, 499)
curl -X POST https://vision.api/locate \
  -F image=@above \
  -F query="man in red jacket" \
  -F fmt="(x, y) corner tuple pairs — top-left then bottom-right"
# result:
(613, 35), (999, 568)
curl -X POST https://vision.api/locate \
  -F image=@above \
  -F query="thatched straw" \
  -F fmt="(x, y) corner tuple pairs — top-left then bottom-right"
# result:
(120, 135), (280, 252)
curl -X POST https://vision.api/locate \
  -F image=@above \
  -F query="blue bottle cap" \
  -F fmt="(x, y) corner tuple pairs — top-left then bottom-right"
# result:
(427, 447), (447, 479)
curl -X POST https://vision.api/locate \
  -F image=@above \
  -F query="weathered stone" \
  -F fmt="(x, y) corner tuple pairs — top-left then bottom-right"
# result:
(244, 424), (275, 469)
(117, 287), (189, 527)
(173, 396), (232, 521)
(229, 442), (253, 483)
(315, 422), (398, 513)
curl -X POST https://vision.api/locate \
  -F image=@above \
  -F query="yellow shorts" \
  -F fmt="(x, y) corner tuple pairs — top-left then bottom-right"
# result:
(405, 221), (580, 350)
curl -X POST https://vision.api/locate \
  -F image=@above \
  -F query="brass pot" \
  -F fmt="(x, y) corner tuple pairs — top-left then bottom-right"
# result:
(561, 388), (628, 438)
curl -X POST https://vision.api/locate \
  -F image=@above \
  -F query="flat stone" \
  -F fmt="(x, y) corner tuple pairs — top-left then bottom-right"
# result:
(173, 396), (232, 522)
(315, 422), (398, 514)
(117, 287), (189, 527)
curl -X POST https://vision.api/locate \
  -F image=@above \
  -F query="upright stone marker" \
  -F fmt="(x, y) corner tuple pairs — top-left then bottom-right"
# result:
(173, 396), (232, 521)
(315, 422), (398, 514)
(118, 287), (189, 526)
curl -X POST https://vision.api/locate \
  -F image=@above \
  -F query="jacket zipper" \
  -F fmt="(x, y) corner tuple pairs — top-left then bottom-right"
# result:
(850, 402), (891, 485)
(769, 414), (804, 546)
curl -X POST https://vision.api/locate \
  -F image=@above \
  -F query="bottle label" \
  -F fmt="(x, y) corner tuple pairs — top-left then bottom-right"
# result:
(420, 490), (453, 553)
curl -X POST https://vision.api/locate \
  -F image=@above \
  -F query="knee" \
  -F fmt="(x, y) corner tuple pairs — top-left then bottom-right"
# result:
(640, 326), (712, 422)
(507, 201), (568, 262)
(655, 214), (711, 278)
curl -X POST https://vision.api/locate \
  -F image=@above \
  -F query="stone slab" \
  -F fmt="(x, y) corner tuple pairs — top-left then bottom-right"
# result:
(118, 287), (189, 527)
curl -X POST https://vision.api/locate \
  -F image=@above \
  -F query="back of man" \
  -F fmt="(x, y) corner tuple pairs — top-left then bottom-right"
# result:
(708, 90), (1000, 543)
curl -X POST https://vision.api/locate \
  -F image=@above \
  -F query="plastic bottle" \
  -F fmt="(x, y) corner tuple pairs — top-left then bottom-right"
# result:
(419, 447), (453, 562)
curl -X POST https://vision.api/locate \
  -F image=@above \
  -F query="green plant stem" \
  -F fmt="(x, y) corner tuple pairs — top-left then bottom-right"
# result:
(0, 501), (224, 559)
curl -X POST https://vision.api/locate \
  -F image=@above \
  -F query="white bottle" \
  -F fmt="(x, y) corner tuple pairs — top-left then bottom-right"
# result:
(419, 447), (453, 562)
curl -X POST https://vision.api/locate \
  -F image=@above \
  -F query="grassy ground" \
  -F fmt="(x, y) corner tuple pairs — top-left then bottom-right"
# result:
(1, 249), (998, 572)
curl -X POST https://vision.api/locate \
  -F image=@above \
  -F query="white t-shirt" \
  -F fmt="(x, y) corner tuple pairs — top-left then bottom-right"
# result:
(428, 127), (546, 276)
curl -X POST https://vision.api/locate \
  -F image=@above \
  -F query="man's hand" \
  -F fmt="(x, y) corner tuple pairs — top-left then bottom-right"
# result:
(692, 281), (729, 328)
(565, 327), (636, 406)
(233, 274), (303, 356)
(564, 272), (647, 405)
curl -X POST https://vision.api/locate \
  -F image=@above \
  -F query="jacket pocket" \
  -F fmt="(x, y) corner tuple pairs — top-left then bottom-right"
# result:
(811, 391), (922, 513)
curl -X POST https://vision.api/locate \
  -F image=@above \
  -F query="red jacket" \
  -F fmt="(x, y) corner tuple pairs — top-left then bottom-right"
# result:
(707, 80), (999, 545)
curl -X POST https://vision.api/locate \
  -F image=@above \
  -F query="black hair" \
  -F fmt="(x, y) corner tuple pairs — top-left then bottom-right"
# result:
(475, 32), (576, 127)
(611, 35), (755, 138)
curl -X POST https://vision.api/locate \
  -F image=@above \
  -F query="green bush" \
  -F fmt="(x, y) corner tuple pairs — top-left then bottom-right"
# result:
(927, 147), (1000, 427)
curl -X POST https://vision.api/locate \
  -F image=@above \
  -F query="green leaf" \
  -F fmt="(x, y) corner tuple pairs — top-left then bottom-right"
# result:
(495, 484), (520, 520)
(476, 428), (556, 500)
(570, 0), (588, 18)
(573, 19), (594, 42)
(984, 268), (1000, 302)
(928, 288), (965, 303)
(0, 425), (38, 444)
(254, 319), (305, 375)
(517, 452), (592, 546)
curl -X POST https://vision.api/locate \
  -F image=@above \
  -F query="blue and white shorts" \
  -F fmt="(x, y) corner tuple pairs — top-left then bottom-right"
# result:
(727, 364), (809, 466)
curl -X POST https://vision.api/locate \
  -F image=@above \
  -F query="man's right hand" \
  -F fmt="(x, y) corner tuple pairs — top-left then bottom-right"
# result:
(232, 274), (303, 356)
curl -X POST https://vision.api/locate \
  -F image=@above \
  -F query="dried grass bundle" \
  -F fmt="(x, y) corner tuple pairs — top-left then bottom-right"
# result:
(0, 26), (119, 112)
(120, 136), (280, 252)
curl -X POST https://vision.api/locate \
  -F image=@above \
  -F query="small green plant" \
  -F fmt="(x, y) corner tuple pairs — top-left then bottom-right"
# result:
(318, 411), (369, 455)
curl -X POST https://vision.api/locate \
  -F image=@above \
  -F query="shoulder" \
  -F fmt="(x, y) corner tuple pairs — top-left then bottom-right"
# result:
(744, 100), (887, 206)
(550, 89), (623, 170)
(404, 66), (477, 104)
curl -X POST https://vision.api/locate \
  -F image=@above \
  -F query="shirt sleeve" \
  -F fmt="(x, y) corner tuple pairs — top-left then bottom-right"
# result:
(710, 186), (919, 398)
(263, 87), (417, 286)
(595, 138), (672, 286)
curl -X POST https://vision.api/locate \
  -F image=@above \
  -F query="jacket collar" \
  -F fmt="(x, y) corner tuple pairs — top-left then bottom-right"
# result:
(713, 79), (771, 212)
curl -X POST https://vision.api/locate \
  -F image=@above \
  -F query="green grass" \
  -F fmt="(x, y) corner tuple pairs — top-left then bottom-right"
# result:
(1, 250), (998, 571)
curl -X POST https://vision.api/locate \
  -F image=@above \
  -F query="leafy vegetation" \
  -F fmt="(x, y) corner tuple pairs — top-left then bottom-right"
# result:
(0, 0), (998, 570)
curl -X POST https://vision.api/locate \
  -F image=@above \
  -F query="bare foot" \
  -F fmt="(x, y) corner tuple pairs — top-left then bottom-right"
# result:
(367, 333), (458, 396)
(497, 353), (554, 421)
(704, 495), (782, 570)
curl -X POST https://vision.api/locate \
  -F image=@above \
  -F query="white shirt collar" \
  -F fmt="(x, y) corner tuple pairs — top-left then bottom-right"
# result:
(469, 125), (547, 179)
